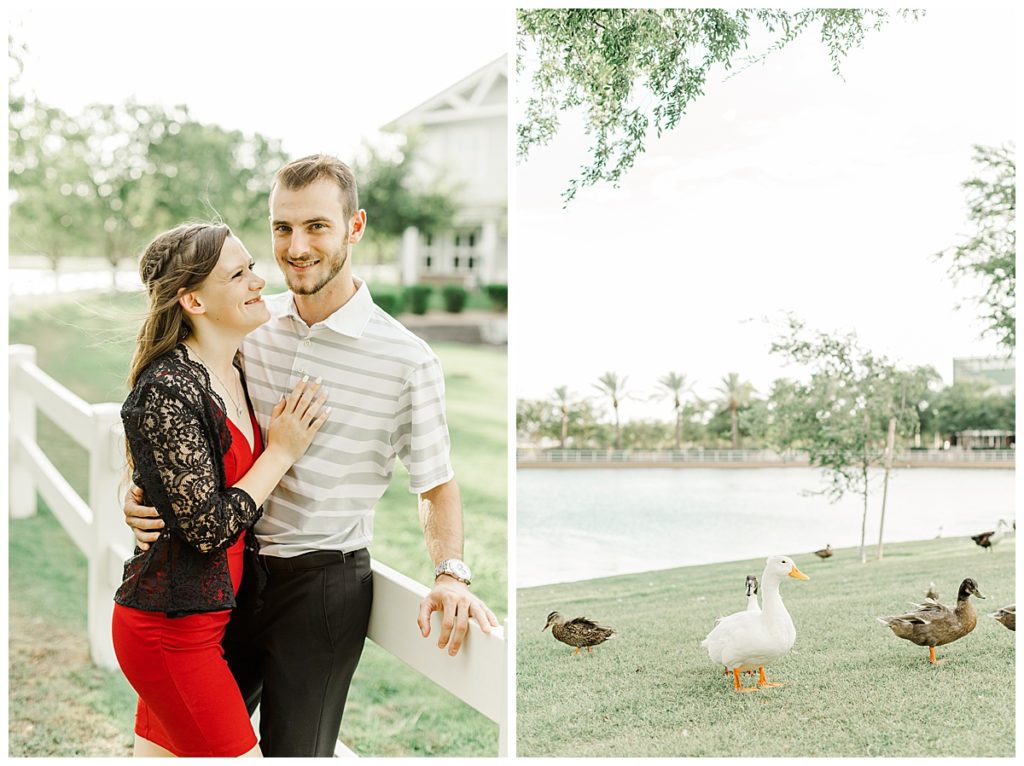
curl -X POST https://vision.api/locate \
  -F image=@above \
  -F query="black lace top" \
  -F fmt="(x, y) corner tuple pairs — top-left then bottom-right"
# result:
(114, 344), (263, 618)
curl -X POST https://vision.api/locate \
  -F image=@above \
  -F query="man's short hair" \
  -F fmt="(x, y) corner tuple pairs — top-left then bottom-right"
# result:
(273, 155), (359, 221)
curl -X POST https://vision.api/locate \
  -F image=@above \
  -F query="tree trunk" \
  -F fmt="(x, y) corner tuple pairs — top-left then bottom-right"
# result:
(877, 417), (897, 560)
(730, 403), (738, 449)
(859, 463), (869, 564)
(674, 399), (682, 450)
(613, 402), (621, 450)
(559, 408), (568, 449)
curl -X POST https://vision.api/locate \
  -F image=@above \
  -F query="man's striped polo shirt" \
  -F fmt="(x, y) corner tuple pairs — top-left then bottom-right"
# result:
(240, 279), (454, 558)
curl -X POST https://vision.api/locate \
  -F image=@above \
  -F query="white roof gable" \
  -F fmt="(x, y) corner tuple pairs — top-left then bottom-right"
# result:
(387, 55), (507, 129)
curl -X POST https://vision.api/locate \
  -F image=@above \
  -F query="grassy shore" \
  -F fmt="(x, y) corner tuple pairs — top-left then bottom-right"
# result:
(518, 537), (1015, 757)
(9, 291), (506, 757)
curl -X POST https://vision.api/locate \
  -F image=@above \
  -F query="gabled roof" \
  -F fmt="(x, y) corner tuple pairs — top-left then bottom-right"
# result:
(386, 55), (507, 129)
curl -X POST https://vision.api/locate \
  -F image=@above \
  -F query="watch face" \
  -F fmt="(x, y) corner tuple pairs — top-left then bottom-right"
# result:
(439, 559), (471, 581)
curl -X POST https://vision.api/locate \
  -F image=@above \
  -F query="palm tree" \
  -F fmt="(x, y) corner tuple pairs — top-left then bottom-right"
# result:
(593, 371), (628, 449)
(657, 372), (692, 450)
(716, 372), (755, 449)
(552, 386), (571, 448)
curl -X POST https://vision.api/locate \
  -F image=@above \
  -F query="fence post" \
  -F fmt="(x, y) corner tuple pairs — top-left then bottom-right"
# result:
(9, 345), (38, 519)
(87, 402), (129, 670)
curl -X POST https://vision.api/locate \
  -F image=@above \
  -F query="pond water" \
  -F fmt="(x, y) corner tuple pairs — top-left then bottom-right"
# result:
(516, 467), (1015, 587)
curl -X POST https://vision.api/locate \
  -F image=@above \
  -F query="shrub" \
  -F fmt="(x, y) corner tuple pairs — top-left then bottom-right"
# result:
(403, 284), (433, 315)
(374, 291), (403, 316)
(441, 284), (469, 313)
(484, 283), (508, 311)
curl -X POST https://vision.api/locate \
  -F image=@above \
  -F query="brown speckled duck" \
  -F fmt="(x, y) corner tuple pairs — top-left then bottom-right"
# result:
(813, 544), (833, 560)
(878, 578), (985, 664)
(543, 611), (616, 655)
(990, 604), (1015, 631)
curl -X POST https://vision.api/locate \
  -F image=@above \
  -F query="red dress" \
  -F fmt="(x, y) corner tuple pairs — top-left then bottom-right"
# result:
(112, 408), (262, 757)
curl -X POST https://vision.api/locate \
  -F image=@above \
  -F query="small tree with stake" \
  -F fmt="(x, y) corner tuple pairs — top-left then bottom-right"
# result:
(769, 316), (935, 563)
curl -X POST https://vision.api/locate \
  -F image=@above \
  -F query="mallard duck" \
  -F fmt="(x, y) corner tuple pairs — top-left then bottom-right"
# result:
(743, 574), (760, 612)
(715, 575), (761, 675)
(813, 544), (833, 560)
(701, 555), (809, 692)
(543, 612), (616, 655)
(878, 578), (985, 663)
(971, 519), (1010, 551)
(990, 604), (1015, 631)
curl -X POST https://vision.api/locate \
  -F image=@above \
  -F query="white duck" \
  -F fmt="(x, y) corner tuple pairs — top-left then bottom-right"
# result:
(701, 555), (809, 692)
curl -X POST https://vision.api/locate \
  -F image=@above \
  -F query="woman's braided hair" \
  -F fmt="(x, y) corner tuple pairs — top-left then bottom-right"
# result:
(127, 222), (230, 392)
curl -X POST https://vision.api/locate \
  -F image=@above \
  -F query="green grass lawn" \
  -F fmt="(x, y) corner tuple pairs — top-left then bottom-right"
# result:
(9, 290), (507, 757)
(518, 537), (1015, 757)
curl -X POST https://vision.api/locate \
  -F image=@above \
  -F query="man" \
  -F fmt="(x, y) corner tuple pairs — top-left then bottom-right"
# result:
(124, 154), (498, 757)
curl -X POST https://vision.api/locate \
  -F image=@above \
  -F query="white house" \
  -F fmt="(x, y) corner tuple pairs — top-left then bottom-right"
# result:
(386, 56), (507, 288)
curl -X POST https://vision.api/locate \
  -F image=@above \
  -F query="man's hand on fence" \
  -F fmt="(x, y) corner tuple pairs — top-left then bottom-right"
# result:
(417, 577), (499, 657)
(124, 484), (164, 551)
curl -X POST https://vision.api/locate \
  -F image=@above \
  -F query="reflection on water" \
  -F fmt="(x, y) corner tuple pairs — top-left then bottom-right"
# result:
(517, 467), (1015, 587)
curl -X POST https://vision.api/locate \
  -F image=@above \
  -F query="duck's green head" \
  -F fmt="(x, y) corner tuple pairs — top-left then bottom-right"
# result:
(543, 611), (562, 631)
(745, 575), (759, 597)
(958, 578), (985, 600)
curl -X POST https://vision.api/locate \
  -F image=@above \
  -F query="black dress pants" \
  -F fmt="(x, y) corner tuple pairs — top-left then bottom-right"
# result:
(223, 548), (374, 757)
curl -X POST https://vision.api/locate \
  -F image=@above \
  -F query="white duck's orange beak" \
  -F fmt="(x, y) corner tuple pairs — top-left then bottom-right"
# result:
(788, 564), (809, 581)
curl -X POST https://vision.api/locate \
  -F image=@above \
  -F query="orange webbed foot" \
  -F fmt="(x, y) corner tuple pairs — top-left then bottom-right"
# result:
(757, 666), (784, 688)
(733, 668), (759, 693)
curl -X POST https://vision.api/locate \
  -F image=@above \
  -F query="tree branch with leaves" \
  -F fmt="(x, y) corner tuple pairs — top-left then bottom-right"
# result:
(517, 8), (919, 203)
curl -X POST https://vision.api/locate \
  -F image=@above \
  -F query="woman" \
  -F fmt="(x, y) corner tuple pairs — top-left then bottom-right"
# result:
(111, 222), (327, 757)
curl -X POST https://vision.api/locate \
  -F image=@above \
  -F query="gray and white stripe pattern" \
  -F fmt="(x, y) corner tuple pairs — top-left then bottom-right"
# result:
(241, 282), (453, 558)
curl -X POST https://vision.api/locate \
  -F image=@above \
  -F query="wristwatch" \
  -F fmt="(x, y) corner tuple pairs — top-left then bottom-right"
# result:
(434, 558), (472, 585)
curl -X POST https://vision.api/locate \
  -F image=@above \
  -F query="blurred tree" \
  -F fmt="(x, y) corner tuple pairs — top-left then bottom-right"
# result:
(516, 398), (551, 446)
(936, 143), (1015, 349)
(929, 381), (1015, 444)
(769, 316), (929, 563)
(552, 385), (572, 448)
(715, 372), (755, 449)
(517, 8), (918, 202)
(9, 104), (97, 269)
(656, 371), (692, 449)
(516, 395), (606, 449)
(621, 419), (675, 450)
(10, 99), (288, 279)
(354, 135), (458, 265)
(679, 399), (711, 447)
(594, 371), (629, 449)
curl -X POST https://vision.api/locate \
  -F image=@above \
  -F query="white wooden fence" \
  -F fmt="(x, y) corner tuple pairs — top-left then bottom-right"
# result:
(518, 447), (1015, 466)
(8, 345), (508, 756)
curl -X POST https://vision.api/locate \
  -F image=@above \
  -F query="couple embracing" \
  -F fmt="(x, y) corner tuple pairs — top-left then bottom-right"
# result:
(111, 155), (498, 757)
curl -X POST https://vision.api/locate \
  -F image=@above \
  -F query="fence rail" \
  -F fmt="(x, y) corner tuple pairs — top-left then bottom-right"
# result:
(518, 447), (1015, 466)
(8, 345), (506, 756)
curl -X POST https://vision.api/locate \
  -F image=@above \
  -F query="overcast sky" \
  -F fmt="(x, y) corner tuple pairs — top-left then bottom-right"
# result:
(10, 1), (509, 159)
(512, 6), (1015, 420)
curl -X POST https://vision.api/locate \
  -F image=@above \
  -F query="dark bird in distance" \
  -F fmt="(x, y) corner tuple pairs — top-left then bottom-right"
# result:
(813, 544), (833, 560)
(971, 519), (1010, 551)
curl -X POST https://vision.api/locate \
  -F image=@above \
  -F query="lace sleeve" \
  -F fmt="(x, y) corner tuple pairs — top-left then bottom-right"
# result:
(135, 379), (260, 554)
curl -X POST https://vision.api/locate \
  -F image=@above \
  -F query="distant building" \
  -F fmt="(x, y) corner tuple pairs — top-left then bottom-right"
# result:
(386, 56), (507, 288)
(953, 356), (1015, 395)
